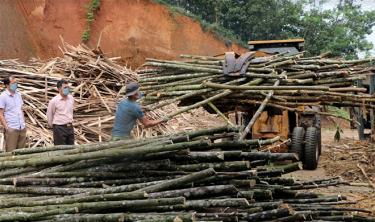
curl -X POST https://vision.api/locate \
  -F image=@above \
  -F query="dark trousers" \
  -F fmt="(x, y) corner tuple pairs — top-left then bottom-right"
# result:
(53, 125), (75, 145)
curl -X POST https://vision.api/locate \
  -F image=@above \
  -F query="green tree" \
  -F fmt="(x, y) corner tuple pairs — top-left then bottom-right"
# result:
(158, 0), (375, 58)
(301, 2), (375, 58)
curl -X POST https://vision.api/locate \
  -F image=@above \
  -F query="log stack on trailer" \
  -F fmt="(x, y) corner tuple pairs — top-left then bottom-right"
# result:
(139, 53), (375, 119)
(138, 52), (375, 170)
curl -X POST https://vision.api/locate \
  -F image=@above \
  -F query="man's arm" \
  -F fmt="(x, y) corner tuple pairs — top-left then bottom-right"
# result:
(0, 96), (7, 130)
(139, 117), (164, 128)
(0, 109), (8, 130)
(46, 100), (55, 128)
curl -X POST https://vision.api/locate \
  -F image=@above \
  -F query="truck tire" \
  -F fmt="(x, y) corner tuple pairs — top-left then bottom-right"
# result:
(290, 127), (304, 160)
(304, 127), (319, 170)
(315, 115), (322, 155)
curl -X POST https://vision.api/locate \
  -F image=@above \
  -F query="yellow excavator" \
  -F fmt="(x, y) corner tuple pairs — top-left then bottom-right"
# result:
(242, 38), (321, 170)
(180, 38), (321, 170)
(213, 39), (321, 170)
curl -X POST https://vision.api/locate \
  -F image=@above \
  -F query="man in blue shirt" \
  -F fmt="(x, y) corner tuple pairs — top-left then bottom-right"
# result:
(0, 76), (26, 151)
(112, 82), (165, 140)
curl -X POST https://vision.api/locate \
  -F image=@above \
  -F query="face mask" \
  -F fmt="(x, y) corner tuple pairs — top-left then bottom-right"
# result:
(63, 87), (70, 96)
(138, 92), (144, 99)
(9, 83), (17, 92)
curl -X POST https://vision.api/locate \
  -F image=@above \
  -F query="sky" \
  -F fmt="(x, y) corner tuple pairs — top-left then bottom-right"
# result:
(323, 0), (375, 54)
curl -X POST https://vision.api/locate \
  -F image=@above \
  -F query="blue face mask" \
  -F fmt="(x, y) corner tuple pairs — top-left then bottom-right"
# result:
(63, 87), (70, 96)
(138, 92), (144, 99)
(10, 83), (17, 92)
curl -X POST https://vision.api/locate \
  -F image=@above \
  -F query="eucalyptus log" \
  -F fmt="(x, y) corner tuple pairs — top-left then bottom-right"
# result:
(0, 140), (210, 169)
(149, 185), (237, 199)
(39, 213), (194, 222)
(245, 208), (292, 221)
(0, 191), (147, 208)
(0, 197), (185, 221)
(137, 168), (216, 193)
(171, 161), (250, 172)
(185, 198), (250, 209)
(240, 79), (280, 140)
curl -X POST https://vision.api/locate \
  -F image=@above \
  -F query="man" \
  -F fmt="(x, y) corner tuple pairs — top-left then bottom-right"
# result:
(0, 76), (26, 151)
(112, 82), (165, 140)
(47, 79), (75, 145)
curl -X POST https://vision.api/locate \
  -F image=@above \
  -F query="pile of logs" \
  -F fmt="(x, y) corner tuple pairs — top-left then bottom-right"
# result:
(0, 42), (171, 147)
(138, 53), (375, 123)
(0, 126), (372, 221)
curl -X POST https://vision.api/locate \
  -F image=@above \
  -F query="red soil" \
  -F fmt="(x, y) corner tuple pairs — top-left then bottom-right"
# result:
(1, 0), (245, 68)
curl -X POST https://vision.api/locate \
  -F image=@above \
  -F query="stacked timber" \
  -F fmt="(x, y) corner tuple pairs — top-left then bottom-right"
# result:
(0, 42), (171, 146)
(138, 53), (375, 123)
(0, 126), (372, 221)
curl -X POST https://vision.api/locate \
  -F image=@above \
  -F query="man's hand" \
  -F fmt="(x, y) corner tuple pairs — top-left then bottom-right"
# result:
(140, 117), (168, 128)
(161, 116), (170, 123)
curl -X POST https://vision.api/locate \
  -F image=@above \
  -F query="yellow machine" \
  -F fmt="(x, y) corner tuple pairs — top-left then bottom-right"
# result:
(236, 39), (321, 170)
(181, 39), (321, 170)
(248, 38), (305, 141)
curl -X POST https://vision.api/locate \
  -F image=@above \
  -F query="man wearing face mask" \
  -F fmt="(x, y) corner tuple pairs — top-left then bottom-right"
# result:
(0, 76), (26, 151)
(111, 82), (166, 140)
(47, 79), (75, 145)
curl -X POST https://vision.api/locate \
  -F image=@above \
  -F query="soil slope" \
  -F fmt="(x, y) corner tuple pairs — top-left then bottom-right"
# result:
(1, 0), (245, 68)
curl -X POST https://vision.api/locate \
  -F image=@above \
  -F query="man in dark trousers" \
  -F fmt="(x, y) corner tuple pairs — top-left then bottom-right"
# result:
(47, 79), (75, 145)
(112, 82), (165, 140)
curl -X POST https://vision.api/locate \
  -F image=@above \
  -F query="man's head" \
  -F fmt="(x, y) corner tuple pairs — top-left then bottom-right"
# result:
(57, 79), (70, 97)
(3, 76), (18, 93)
(126, 82), (141, 101)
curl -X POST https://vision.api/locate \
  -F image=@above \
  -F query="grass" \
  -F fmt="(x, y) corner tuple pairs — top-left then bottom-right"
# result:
(326, 106), (350, 120)
(81, 0), (101, 42)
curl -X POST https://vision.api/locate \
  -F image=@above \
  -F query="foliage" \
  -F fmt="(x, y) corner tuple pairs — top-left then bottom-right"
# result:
(81, 0), (101, 42)
(156, 0), (375, 58)
(87, 11), (94, 23)
(81, 28), (90, 42)
(154, 0), (244, 46)
(91, 0), (101, 11)
(301, 3), (375, 58)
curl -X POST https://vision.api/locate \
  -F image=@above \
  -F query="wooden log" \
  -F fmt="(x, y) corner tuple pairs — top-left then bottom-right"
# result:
(40, 213), (195, 222)
(171, 161), (250, 172)
(203, 81), (330, 91)
(240, 79), (281, 140)
(0, 197), (185, 221)
(0, 140), (210, 169)
(185, 198), (250, 209)
(267, 213), (306, 222)
(149, 185), (238, 199)
(240, 152), (299, 161)
(245, 208), (292, 221)
(137, 168), (216, 193)
(0, 191), (147, 208)
(0, 185), (94, 195)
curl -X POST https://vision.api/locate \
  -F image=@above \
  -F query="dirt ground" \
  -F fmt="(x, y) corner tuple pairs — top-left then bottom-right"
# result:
(286, 126), (375, 214)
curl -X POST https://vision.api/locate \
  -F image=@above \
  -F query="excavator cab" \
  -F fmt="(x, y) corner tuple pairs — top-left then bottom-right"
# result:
(248, 38), (305, 56)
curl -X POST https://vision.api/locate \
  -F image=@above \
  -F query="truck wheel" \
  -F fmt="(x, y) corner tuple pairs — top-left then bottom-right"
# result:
(290, 127), (304, 160)
(304, 127), (319, 170)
